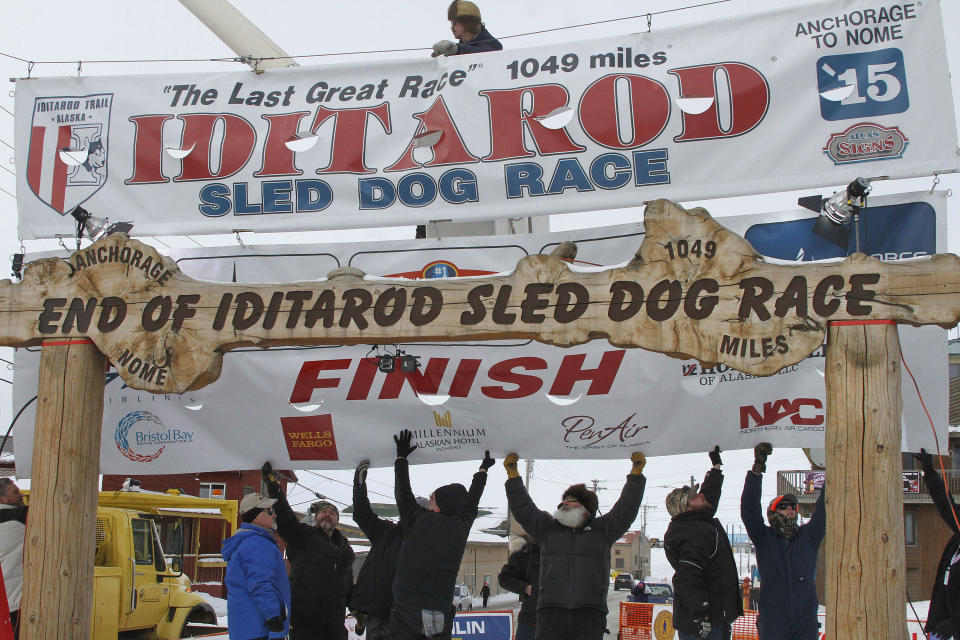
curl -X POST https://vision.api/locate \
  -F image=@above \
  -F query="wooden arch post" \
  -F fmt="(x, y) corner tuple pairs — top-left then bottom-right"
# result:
(824, 320), (907, 639)
(21, 339), (105, 640)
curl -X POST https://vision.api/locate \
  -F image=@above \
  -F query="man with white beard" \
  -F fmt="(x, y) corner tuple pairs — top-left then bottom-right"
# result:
(503, 452), (646, 640)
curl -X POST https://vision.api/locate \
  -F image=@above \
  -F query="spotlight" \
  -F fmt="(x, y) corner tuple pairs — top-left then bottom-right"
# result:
(10, 253), (23, 280)
(799, 177), (871, 250)
(378, 355), (396, 373)
(400, 354), (420, 373)
(69, 206), (134, 247)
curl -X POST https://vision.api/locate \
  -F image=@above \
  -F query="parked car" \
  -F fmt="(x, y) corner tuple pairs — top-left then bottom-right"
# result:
(613, 573), (634, 591)
(453, 584), (474, 611)
(644, 583), (674, 604)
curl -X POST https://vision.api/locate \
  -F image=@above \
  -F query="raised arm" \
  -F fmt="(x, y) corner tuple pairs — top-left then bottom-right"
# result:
(504, 453), (552, 542)
(597, 452), (646, 542)
(741, 443), (772, 541)
(920, 449), (960, 533)
(805, 482), (826, 544)
(262, 461), (306, 543)
(353, 460), (391, 541)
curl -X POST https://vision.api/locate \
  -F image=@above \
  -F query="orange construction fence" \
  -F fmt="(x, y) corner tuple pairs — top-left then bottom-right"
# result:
(619, 602), (760, 640)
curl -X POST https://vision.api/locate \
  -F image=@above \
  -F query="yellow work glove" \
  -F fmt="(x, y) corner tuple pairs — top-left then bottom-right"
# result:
(631, 452), (646, 475)
(504, 453), (520, 479)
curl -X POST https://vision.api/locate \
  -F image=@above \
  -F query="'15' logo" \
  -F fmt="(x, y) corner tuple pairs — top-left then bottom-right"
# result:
(739, 398), (824, 429)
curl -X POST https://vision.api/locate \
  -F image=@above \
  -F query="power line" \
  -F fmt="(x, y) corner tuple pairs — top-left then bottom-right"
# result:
(0, 0), (734, 69)
(0, 186), (15, 199)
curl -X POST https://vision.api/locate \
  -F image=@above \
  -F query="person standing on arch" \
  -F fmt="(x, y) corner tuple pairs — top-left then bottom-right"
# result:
(431, 1), (502, 57)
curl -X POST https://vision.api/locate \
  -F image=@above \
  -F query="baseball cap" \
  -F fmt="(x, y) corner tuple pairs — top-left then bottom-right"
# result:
(239, 492), (277, 516)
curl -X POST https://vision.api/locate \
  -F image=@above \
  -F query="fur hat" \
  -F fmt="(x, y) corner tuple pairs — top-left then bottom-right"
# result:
(448, 0), (481, 21)
(434, 483), (469, 514)
(561, 484), (599, 517)
(665, 483), (699, 517)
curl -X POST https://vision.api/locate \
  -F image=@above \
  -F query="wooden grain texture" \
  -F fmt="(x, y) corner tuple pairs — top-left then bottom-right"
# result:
(824, 323), (906, 640)
(21, 340), (105, 640)
(1, 199), (960, 392)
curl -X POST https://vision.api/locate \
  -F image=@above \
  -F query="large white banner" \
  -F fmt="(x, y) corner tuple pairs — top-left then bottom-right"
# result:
(14, 0), (958, 239)
(10, 192), (948, 476)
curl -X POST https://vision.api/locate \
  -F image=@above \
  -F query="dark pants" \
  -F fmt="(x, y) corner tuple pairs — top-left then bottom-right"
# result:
(365, 614), (390, 640)
(535, 607), (605, 640)
(678, 622), (732, 640)
(389, 602), (455, 640)
(290, 619), (347, 640)
(514, 619), (536, 640)
(482, 596), (489, 607)
(10, 609), (18, 640)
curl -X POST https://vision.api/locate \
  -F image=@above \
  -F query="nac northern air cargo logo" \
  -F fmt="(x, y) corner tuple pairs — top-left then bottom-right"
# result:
(739, 398), (824, 433)
(26, 94), (113, 214)
(115, 410), (194, 462)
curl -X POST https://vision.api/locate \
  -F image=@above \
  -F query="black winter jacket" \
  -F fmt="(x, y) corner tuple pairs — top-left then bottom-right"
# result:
(505, 473), (645, 613)
(392, 458), (487, 611)
(350, 479), (403, 619)
(924, 465), (960, 634)
(741, 471), (825, 640)
(664, 469), (742, 634)
(273, 492), (355, 626)
(498, 543), (540, 625)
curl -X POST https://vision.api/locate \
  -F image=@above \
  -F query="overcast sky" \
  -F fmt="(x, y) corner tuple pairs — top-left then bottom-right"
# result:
(0, 0), (957, 539)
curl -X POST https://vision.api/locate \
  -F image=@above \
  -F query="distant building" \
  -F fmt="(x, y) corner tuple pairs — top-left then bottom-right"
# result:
(611, 530), (652, 579)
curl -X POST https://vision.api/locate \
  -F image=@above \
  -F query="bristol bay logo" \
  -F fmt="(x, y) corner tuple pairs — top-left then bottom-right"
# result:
(115, 410), (194, 462)
(26, 93), (113, 214)
(823, 122), (907, 165)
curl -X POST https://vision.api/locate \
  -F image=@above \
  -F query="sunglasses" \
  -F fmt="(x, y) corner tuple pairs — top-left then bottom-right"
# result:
(775, 503), (797, 512)
(561, 496), (581, 504)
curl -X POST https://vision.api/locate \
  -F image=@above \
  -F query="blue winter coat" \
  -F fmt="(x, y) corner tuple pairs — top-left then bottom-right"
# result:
(741, 472), (825, 640)
(222, 524), (291, 640)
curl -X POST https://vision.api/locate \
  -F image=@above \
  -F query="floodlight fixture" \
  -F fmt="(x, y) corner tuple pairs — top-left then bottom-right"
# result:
(800, 177), (872, 250)
(70, 205), (134, 248)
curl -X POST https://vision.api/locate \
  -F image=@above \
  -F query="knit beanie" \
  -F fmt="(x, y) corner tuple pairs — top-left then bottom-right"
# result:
(665, 483), (699, 517)
(434, 483), (469, 514)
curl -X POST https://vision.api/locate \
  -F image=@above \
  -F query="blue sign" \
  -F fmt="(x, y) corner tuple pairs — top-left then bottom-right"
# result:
(817, 48), (909, 121)
(451, 612), (513, 640)
(743, 201), (935, 262)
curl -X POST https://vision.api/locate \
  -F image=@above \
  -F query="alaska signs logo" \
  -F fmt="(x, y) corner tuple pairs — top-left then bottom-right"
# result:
(7, 199), (960, 393)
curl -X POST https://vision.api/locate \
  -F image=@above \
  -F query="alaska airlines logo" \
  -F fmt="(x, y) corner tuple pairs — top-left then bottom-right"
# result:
(386, 260), (496, 279)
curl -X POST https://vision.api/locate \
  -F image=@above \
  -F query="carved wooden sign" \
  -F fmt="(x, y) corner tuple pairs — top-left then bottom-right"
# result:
(2, 198), (958, 394)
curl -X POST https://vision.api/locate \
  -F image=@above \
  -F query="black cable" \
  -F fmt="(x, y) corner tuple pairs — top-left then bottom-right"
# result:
(905, 587), (928, 639)
(0, 395), (37, 460)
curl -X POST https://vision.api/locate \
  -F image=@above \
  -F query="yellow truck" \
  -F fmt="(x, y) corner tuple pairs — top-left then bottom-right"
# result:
(29, 487), (237, 639)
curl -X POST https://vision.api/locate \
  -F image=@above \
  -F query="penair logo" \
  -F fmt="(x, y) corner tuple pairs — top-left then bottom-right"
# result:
(279, 414), (340, 461)
(823, 122), (907, 165)
(27, 94), (113, 214)
(115, 410), (193, 462)
(386, 260), (497, 279)
(739, 398), (824, 432)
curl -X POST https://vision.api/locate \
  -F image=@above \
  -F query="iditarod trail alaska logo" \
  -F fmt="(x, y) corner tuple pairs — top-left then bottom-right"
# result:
(26, 93), (113, 214)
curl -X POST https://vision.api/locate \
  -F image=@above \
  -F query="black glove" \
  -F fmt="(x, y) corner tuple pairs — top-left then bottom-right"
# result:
(395, 429), (418, 459)
(261, 461), (283, 498)
(933, 617), (959, 640)
(266, 615), (285, 632)
(916, 448), (934, 472)
(352, 610), (367, 635)
(752, 442), (773, 475)
(709, 445), (722, 467)
(354, 459), (370, 486)
(694, 617), (712, 639)
(480, 450), (495, 471)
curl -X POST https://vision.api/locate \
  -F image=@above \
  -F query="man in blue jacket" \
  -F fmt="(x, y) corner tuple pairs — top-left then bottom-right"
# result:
(222, 492), (291, 640)
(432, 1), (503, 57)
(740, 443), (825, 640)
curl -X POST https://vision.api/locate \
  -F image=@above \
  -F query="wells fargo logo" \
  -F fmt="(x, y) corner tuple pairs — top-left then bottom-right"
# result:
(279, 414), (340, 461)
